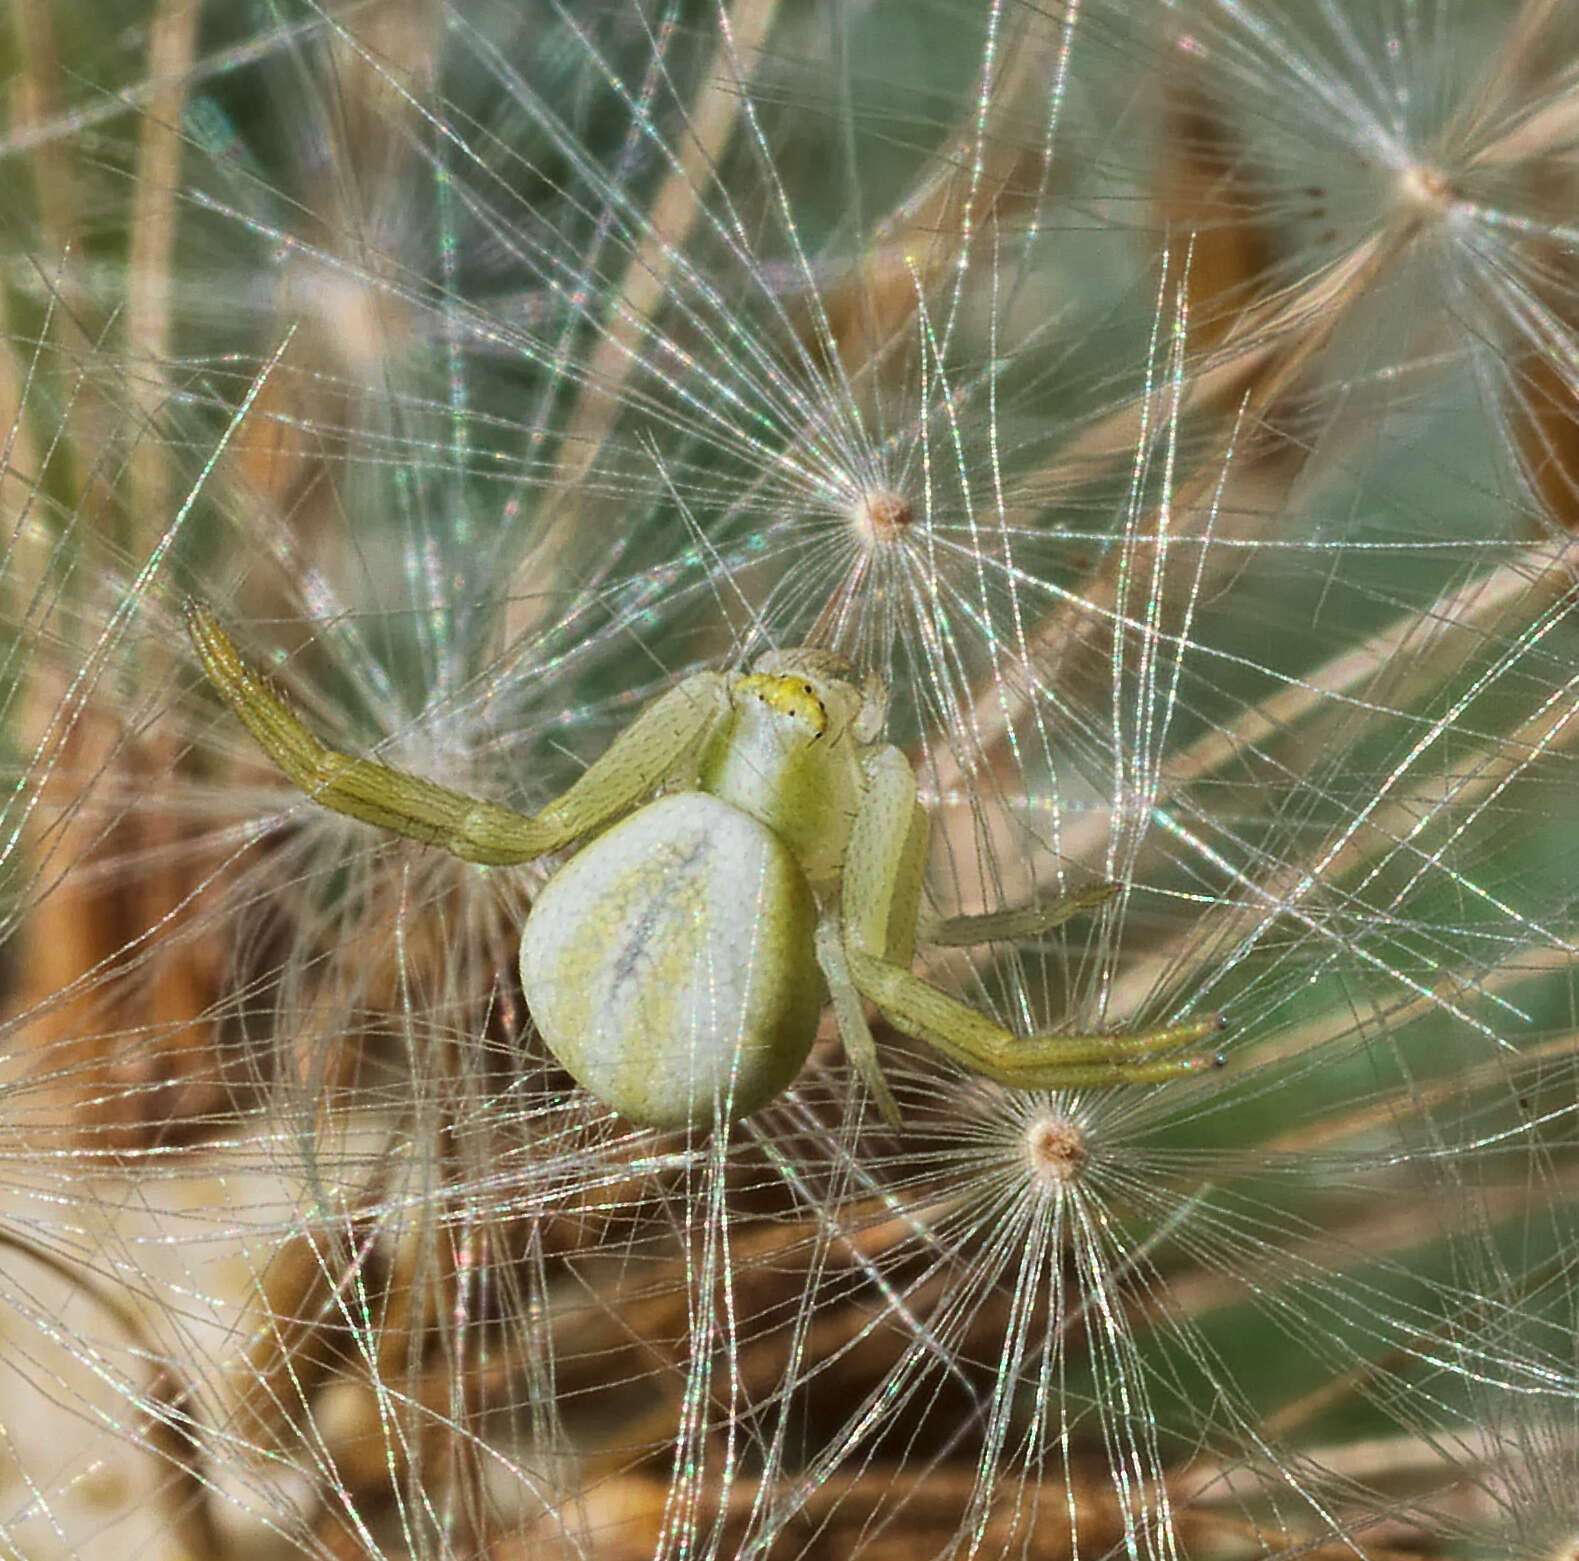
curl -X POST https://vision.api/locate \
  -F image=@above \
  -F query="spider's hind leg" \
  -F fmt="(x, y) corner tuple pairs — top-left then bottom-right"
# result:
(815, 916), (902, 1127)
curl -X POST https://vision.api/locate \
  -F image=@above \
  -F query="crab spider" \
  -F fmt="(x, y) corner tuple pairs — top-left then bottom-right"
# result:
(186, 604), (1224, 1129)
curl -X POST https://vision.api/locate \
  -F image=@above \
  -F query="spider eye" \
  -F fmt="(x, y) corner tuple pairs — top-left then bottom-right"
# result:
(735, 672), (828, 736)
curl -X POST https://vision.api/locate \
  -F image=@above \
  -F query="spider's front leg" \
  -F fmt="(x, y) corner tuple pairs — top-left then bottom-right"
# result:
(837, 746), (1225, 1098)
(810, 741), (928, 1127)
(185, 604), (730, 865)
(924, 881), (1121, 947)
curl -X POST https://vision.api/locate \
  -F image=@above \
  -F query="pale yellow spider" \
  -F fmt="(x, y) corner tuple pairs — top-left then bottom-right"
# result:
(187, 604), (1224, 1129)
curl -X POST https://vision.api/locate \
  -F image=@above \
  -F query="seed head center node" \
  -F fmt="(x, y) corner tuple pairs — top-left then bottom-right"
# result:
(851, 487), (914, 546)
(1396, 161), (1453, 218)
(1021, 1112), (1089, 1189)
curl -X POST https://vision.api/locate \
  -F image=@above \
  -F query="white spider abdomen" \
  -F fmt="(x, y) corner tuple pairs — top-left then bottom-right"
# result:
(519, 791), (822, 1128)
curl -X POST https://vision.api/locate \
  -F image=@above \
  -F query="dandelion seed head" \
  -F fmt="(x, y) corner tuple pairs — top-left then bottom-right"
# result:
(16, 2), (1579, 1555)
